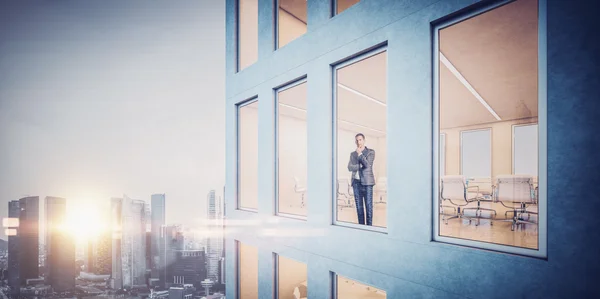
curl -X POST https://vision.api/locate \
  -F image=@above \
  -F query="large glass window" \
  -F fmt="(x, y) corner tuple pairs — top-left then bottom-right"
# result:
(277, 0), (307, 49)
(238, 241), (258, 299)
(436, 0), (542, 253)
(334, 48), (387, 229)
(238, 100), (259, 210)
(276, 255), (307, 299)
(334, 274), (386, 299)
(238, 0), (258, 71)
(334, 0), (361, 15)
(276, 81), (308, 217)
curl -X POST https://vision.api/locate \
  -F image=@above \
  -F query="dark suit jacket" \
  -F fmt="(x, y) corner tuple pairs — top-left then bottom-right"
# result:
(347, 147), (376, 186)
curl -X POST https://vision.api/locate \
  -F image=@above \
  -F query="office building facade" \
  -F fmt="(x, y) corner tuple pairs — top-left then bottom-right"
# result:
(45, 196), (75, 292)
(171, 250), (207, 288)
(151, 194), (166, 279)
(225, 0), (600, 298)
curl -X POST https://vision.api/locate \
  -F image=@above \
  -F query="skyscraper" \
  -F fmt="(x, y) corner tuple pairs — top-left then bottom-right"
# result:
(18, 196), (39, 284)
(151, 194), (166, 279)
(94, 231), (112, 275)
(160, 225), (184, 289)
(45, 196), (75, 292)
(171, 250), (206, 288)
(7, 200), (21, 298)
(110, 197), (123, 290)
(206, 190), (223, 283)
(120, 195), (148, 288)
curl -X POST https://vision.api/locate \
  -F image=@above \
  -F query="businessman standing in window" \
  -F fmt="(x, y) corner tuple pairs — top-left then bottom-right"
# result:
(348, 133), (376, 226)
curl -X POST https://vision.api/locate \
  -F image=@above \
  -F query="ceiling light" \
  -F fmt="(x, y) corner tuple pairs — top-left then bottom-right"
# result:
(439, 52), (501, 121)
(278, 103), (386, 134)
(337, 83), (386, 107)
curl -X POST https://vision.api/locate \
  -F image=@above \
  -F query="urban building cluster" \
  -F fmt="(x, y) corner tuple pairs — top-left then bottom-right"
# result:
(0, 190), (226, 299)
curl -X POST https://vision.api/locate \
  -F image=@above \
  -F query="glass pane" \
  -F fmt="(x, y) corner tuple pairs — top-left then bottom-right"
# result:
(336, 275), (386, 299)
(277, 256), (307, 299)
(438, 0), (539, 249)
(335, 51), (387, 228)
(277, 82), (308, 216)
(278, 0), (307, 48)
(239, 101), (259, 210)
(239, 242), (258, 299)
(336, 0), (361, 15)
(239, 0), (258, 70)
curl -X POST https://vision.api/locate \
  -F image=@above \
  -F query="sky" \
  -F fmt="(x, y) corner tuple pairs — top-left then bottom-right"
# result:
(0, 0), (226, 239)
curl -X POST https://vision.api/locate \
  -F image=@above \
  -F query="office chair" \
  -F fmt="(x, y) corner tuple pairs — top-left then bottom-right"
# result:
(461, 177), (497, 224)
(374, 177), (387, 204)
(440, 175), (483, 225)
(493, 175), (538, 231)
(294, 176), (306, 208)
(336, 178), (354, 210)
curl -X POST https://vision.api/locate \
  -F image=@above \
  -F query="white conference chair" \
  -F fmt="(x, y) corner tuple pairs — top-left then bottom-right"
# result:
(374, 177), (387, 204)
(493, 175), (537, 231)
(336, 178), (354, 210)
(294, 176), (306, 208)
(440, 175), (483, 225)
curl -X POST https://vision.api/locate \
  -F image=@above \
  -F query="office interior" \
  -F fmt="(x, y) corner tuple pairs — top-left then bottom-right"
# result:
(437, 0), (539, 249)
(277, 255), (308, 299)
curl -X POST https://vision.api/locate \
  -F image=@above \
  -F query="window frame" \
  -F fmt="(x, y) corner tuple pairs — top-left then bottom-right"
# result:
(274, 0), (308, 50)
(331, 45), (388, 233)
(431, 0), (548, 258)
(235, 0), (258, 72)
(236, 98), (259, 212)
(331, 272), (387, 298)
(274, 77), (309, 220)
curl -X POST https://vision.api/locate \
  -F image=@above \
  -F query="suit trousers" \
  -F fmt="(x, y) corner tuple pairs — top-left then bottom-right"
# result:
(352, 179), (373, 226)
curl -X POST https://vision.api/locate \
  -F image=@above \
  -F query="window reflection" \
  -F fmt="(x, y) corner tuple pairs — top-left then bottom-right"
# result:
(277, 255), (307, 299)
(437, 0), (539, 249)
(238, 241), (258, 299)
(336, 275), (386, 299)
(277, 82), (308, 216)
(277, 0), (307, 48)
(238, 100), (259, 210)
(238, 0), (258, 70)
(335, 50), (387, 228)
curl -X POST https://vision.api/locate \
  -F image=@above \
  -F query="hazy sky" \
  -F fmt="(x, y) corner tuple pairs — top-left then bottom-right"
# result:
(0, 0), (225, 238)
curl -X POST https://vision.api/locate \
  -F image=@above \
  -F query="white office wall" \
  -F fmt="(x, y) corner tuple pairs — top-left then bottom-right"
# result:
(278, 114), (308, 210)
(440, 133), (446, 176)
(513, 124), (538, 176)
(460, 129), (491, 178)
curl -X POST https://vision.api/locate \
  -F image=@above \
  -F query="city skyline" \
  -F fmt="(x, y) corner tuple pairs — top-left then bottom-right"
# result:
(0, 0), (226, 240)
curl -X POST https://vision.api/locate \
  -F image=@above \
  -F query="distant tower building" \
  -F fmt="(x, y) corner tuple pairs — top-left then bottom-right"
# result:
(120, 195), (148, 288)
(45, 196), (75, 292)
(7, 200), (21, 298)
(94, 231), (112, 275)
(110, 197), (123, 289)
(160, 225), (184, 289)
(84, 239), (95, 273)
(206, 190), (223, 283)
(151, 194), (166, 279)
(170, 250), (206, 288)
(18, 196), (40, 284)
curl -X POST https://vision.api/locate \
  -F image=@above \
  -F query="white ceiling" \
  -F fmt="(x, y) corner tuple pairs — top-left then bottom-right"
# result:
(440, 0), (539, 129)
(279, 0), (307, 23)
